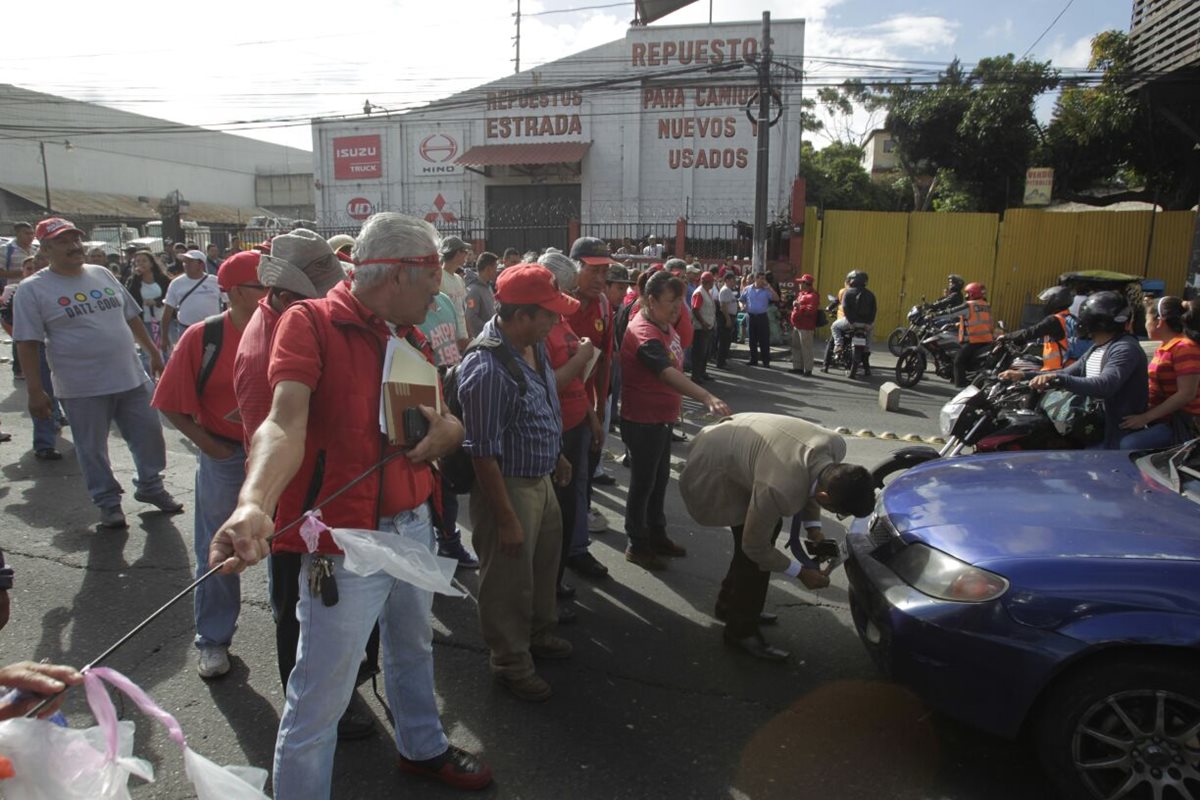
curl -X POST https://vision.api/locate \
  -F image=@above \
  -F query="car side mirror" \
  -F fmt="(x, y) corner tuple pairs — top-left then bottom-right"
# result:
(997, 320), (1006, 331)
(826, 294), (836, 302)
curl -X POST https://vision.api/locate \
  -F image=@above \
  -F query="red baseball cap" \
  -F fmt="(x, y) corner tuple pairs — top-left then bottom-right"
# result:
(35, 217), (84, 242)
(799, 273), (815, 284)
(495, 264), (581, 316)
(701, 271), (715, 283)
(217, 250), (262, 291)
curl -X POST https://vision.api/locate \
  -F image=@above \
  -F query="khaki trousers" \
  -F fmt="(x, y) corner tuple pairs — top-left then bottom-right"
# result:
(791, 328), (815, 372)
(470, 474), (562, 679)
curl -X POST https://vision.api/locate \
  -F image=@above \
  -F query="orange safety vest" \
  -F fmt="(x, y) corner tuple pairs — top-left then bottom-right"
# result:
(1040, 310), (1072, 372)
(959, 300), (993, 344)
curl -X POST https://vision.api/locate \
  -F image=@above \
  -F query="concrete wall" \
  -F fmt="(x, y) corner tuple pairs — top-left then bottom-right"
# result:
(311, 18), (805, 228)
(0, 85), (312, 208)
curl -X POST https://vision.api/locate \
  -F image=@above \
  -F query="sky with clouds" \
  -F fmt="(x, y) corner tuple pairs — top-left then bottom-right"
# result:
(0, 0), (1133, 151)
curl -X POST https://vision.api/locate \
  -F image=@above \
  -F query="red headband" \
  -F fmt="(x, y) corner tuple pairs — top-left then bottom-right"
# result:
(355, 254), (440, 268)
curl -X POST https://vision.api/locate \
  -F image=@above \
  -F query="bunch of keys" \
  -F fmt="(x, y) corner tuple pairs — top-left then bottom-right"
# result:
(308, 555), (339, 607)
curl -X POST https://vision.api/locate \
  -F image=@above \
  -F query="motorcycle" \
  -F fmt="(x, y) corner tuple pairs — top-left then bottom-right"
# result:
(822, 294), (872, 379)
(893, 317), (1009, 389)
(887, 299), (931, 357)
(869, 373), (1100, 487)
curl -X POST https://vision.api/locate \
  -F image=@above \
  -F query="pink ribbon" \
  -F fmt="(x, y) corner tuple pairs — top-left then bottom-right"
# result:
(298, 510), (329, 553)
(84, 667), (186, 761)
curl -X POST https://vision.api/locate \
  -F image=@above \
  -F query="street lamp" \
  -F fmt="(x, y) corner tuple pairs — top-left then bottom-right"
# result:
(38, 139), (73, 214)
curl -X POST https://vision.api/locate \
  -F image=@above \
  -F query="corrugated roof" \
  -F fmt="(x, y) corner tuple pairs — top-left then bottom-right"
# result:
(0, 184), (272, 225)
(455, 142), (591, 167)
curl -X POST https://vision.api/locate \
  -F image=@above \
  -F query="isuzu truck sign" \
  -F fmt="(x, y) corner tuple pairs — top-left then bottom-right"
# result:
(333, 135), (382, 180)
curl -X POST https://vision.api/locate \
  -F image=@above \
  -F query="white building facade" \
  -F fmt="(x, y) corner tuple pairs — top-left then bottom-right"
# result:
(311, 18), (805, 253)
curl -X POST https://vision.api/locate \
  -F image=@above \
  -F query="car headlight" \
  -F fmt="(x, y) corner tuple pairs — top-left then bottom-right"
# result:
(938, 385), (979, 437)
(887, 543), (1009, 603)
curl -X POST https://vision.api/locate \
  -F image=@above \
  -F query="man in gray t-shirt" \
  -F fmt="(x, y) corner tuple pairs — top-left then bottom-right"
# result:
(13, 217), (184, 529)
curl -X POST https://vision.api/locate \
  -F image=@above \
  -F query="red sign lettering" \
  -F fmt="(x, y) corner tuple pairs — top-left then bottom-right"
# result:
(333, 135), (382, 180)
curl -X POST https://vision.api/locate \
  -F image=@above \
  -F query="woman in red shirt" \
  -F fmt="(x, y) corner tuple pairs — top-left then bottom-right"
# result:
(1119, 296), (1200, 449)
(620, 271), (731, 571)
(789, 273), (819, 375)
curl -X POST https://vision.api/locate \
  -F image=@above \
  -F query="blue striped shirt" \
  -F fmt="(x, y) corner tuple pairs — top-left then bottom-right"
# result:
(458, 318), (562, 477)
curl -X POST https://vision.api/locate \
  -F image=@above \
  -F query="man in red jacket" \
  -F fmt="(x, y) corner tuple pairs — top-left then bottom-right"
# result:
(789, 273), (819, 376)
(210, 213), (492, 797)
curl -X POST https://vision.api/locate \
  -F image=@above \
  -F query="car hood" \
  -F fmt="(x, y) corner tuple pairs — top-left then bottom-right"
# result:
(880, 450), (1200, 565)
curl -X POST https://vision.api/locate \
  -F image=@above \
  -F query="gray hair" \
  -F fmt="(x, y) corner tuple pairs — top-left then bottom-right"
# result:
(351, 213), (439, 290)
(538, 250), (578, 293)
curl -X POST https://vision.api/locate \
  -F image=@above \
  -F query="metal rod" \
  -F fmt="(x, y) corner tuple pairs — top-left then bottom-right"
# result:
(24, 449), (410, 717)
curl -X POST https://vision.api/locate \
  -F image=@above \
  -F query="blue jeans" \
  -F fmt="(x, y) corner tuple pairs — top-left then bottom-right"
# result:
(31, 345), (63, 452)
(58, 383), (166, 510)
(193, 445), (245, 649)
(1119, 422), (1175, 450)
(273, 505), (447, 800)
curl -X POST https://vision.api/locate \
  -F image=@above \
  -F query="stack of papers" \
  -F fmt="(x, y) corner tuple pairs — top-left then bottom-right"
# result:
(379, 337), (442, 446)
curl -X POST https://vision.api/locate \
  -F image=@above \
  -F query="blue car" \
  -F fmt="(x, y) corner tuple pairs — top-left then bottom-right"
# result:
(845, 441), (1200, 800)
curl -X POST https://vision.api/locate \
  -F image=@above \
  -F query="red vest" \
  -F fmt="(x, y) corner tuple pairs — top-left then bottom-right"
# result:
(272, 283), (436, 554)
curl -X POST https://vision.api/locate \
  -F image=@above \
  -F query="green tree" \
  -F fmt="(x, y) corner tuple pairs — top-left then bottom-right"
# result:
(1046, 30), (1199, 210)
(830, 57), (1058, 211)
(799, 141), (908, 211)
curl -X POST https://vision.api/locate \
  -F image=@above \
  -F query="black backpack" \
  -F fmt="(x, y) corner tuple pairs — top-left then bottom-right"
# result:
(195, 314), (226, 395)
(440, 335), (529, 494)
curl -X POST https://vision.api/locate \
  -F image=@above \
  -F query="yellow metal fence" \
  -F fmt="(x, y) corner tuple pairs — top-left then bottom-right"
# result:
(802, 208), (1197, 337)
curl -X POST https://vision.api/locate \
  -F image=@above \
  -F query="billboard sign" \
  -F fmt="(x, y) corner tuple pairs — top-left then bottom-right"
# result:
(1023, 167), (1054, 206)
(413, 131), (463, 177)
(333, 135), (382, 180)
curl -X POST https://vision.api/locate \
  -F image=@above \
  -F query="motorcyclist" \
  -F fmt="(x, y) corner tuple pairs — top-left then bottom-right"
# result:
(933, 282), (994, 387)
(1030, 291), (1148, 449)
(926, 274), (966, 314)
(997, 286), (1087, 381)
(826, 270), (876, 375)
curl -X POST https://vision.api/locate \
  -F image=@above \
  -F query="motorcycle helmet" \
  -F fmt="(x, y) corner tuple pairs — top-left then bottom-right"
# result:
(846, 270), (868, 288)
(947, 274), (965, 291)
(1077, 290), (1132, 337)
(964, 282), (986, 300)
(1037, 286), (1073, 316)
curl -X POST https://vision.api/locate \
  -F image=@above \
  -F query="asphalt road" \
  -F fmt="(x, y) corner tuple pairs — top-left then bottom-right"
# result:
(0, 337), (1058, 799)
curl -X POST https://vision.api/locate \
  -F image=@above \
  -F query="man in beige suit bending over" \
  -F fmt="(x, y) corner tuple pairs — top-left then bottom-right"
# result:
(680, 414), (875, 662)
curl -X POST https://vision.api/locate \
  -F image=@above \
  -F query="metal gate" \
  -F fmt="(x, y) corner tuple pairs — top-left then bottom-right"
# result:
(484, 185), (580, 255)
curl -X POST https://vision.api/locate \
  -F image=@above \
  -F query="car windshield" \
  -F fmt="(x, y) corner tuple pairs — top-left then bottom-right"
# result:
(1137, 439), (1200, 503)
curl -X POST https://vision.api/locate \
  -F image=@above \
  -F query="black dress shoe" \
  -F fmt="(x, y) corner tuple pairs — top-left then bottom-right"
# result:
(556, 580), (576, 599)
(337, 707), (377, 740)
(592, 471), (617, 486)
(723, 634), (789, 662)
(567, 552), (609, 579)
(34, 448), (63, 460)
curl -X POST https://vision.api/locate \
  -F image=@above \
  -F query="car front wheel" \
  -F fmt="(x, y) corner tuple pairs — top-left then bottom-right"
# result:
(1036, 657), (1200, 800)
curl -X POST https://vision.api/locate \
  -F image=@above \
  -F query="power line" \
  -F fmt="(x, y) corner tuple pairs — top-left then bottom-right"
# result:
(524, 1), (631, 15)
(1021, 0), (1078, 59)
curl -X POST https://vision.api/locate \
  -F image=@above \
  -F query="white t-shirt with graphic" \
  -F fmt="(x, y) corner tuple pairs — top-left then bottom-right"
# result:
(12, 265), (147, 398)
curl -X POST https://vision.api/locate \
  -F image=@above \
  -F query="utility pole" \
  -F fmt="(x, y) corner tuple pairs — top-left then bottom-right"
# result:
(39, 141), (52, 213)
(514, 0), (521, 74)
(751, 11), (771, 274)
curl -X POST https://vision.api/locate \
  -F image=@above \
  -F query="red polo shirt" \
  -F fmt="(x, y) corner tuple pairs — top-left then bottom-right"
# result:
(545, 316), (589, 430)
(233, 296), (281, 449)
(151, 312), (243, 443)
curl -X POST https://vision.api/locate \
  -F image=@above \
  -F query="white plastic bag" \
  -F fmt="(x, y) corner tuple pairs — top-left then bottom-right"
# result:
(0, 715), (150, 799)
(332, 528), (465, 597)
(0, 667), (268, 800)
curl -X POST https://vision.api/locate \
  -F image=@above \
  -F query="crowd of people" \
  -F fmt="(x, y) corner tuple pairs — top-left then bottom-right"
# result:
(1, 212), (1196, 797)
(0, 214), (882, 797)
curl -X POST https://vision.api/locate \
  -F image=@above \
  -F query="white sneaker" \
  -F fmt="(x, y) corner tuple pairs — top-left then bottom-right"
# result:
(587, 509), (608, 533)
(197, 645), (230, 679)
